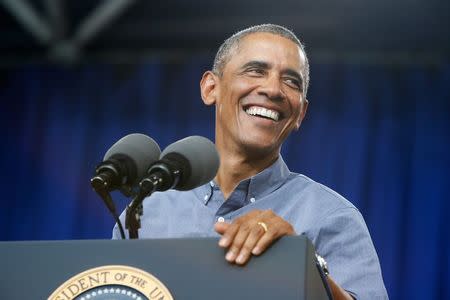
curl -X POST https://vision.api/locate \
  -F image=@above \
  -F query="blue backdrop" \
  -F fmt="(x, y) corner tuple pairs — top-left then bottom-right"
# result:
(0, 60), (449, 299)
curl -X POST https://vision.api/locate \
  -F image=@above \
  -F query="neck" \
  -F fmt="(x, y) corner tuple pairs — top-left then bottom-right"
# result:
(215, 146), (279, 199)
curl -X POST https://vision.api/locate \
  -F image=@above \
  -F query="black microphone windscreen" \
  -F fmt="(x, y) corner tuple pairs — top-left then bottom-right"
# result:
(104, 133), (161, 185)
(160, 136), (220, 190)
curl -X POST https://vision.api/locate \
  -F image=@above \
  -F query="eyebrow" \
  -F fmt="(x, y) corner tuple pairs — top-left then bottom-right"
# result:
(241, 60), (303, 86)
(241, 60), (270, 70)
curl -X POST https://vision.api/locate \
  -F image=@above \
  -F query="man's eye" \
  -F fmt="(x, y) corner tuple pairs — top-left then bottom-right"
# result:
(284, 78), (301, 90)
(247, 68), (265, 75)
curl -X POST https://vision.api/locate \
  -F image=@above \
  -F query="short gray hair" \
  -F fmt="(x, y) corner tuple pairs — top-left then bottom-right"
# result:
(212, 24), (310, 96)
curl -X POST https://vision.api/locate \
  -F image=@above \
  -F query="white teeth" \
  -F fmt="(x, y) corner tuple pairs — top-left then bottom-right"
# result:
(245, 106), (279, 121)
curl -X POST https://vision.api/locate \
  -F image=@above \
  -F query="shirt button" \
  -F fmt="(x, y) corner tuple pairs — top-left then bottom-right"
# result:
(218, 217), (225, 223)
(210, 181), (215, 187)
(250, 197), (256, 203)
(204, 195), (209, 201)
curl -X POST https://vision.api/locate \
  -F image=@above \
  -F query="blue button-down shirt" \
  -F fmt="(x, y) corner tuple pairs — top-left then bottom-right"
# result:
(113, 156), (388, 299)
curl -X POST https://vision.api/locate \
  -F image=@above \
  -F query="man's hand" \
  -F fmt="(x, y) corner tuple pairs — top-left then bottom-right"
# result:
(214, 209), (296, 265)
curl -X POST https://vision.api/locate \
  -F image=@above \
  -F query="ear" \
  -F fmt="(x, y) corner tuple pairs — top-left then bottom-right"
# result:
(295, 98), (309, 130)
(200, 71), (218, 106)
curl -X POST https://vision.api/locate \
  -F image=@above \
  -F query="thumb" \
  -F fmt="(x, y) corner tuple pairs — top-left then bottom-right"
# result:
(214, 221), (230, 235)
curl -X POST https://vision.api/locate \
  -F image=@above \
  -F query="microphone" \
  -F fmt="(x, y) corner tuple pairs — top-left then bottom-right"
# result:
(139, 136), (220, 194)
(91, 133), (161, 193)
(124, 135), (218, 239)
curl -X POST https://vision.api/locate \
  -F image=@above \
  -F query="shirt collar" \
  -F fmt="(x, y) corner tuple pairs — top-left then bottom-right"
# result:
(246, 155), (291, 200)
(194, 155), (291, 205)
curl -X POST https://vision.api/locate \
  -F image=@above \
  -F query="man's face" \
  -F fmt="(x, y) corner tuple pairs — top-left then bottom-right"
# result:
(205, 32), (308, 156)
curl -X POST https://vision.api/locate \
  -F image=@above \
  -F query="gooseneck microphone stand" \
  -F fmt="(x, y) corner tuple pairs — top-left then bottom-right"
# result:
(125, 190), (147, 239)
(91, 176), (127, 239)
(125, 170), (172, 239)
(92, 157), (181, 239)
(91, 172), (164, 240)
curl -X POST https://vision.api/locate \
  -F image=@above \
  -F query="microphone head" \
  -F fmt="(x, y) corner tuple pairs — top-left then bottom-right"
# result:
(104, 133), (161, 185)
(160, 136), (220, 190)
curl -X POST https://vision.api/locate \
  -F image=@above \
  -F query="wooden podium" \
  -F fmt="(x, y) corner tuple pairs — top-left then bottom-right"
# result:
(0, 235), (329, 299)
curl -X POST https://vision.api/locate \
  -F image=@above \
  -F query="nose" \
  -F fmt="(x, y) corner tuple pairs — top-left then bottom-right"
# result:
(257, 74), (285, 102)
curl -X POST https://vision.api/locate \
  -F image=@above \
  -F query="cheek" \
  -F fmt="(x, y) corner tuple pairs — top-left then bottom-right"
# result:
(286, 93), (302, 110)
(230, 77), (258, 97)
(287, 98), (304, 124)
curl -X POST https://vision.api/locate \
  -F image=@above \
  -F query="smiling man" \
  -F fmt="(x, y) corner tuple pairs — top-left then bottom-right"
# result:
(114, 24), (388, 299)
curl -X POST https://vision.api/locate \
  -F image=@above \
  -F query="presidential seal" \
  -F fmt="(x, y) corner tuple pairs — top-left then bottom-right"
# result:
(48, 265), (174, 300)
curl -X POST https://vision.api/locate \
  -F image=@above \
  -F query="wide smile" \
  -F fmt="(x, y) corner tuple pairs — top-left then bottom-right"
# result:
(244, 105), (281, 122)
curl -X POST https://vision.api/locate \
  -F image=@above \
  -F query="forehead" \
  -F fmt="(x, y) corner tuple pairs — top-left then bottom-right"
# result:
(227, 32), (305, 72)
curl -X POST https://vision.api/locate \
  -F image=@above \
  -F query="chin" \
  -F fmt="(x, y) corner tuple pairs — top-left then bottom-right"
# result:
(239, 135), (280, 157)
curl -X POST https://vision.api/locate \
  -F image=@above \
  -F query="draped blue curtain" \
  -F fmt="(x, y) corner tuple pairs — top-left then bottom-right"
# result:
(0, 61), (449, 299)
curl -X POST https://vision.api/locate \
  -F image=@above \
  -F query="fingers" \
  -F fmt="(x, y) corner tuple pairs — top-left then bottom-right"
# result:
(233, 222), (266, 264)
(215, 210), (295, 265)
(224, 225), (250, 263)
(252, 216), (295, 256)
(214, 221), (230, 235)
(217, 210), (260, 248)
(252, 229), (275, 255)
(217, 220), (240, 248)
